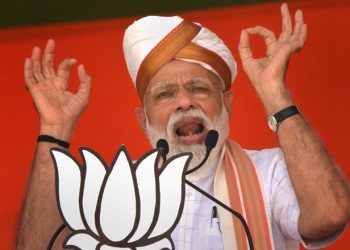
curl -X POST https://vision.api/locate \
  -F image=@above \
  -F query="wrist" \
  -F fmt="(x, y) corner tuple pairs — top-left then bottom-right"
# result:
(256, 82), (294, 114)
(39, 124), (74, 142)
(37, 135), (70, 149)
(267, 105), (300, 132)
(265, 98), (294, 115)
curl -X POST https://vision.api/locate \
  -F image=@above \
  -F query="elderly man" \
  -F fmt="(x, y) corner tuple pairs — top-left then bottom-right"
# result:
(17, 3), (349, 250)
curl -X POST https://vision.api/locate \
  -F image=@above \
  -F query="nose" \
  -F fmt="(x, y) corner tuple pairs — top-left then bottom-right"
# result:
(174, 87), (195, 111)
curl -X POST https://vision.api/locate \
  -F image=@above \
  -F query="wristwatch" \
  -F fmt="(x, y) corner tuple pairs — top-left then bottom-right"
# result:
(267, 105), (300, 132)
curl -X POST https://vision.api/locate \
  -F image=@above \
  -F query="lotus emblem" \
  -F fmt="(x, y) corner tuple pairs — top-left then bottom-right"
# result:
(50, 146), (191, 249)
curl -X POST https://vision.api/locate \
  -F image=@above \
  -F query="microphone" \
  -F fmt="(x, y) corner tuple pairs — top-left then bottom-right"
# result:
(156, 139), (169, 161)
(155, 129), (218, 170)
(205, 129), (219, 151)
(186, 129), (218, 175)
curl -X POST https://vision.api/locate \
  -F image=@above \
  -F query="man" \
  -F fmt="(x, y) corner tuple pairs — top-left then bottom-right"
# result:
(17, 3), (349, 250)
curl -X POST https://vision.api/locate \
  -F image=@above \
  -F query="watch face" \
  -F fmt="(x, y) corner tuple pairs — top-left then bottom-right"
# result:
(268, 115), (278, 132)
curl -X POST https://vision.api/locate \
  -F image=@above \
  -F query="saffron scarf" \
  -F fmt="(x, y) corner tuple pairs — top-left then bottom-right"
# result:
(214, 140), (275, 249)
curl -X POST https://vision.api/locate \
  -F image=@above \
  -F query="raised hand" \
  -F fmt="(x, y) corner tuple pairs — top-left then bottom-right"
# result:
(238, 3), (307, 113)
(24, 39), (92, 141)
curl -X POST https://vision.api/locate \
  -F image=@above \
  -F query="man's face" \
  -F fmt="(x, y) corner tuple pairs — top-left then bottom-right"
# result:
(136, 59), (232, 171)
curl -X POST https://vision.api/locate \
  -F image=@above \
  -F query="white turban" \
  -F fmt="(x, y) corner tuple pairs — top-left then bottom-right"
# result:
(123, 16), (237, 99)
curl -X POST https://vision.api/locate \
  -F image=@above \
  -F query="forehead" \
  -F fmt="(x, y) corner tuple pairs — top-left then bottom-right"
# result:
(147, 59), (221, 89)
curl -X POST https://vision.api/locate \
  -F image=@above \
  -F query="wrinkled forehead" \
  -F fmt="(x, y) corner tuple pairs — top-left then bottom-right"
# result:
(147, 77), (222, 96)
(146, 59), (224, 92)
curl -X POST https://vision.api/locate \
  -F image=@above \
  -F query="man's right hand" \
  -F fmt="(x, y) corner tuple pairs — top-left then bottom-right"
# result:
(24, 39), (92, 141)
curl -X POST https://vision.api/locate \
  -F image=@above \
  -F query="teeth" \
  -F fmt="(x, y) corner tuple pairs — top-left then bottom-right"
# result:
(182, 133), (198, 139)
(175, 123), (204, 138)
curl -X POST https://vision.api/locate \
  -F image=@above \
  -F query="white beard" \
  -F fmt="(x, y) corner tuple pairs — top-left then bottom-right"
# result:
(145, 104), (230, 180)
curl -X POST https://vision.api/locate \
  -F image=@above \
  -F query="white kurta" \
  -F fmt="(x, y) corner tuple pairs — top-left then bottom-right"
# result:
(171, 147), (341, 250)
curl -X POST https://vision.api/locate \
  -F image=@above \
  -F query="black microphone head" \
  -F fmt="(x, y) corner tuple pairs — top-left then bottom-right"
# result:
(156, 139), (169, 156)
(205, 130), (219, 150)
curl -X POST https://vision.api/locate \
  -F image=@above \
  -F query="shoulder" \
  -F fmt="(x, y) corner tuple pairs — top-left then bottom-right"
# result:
(244, 147), (288, 182)
(244, 147), (284, 168)
(243, 147), (302, 243)
(243, 147), (294, 194)
(243, 147), (299, 215)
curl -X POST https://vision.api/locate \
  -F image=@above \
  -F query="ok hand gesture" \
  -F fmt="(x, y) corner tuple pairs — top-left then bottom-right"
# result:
(238, 3), (307, 113)
(25, 39), (92, 141)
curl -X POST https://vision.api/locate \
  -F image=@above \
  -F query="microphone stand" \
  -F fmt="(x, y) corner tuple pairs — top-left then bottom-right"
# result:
(157, 130), (254, 250)
(184, 180), (254, 250)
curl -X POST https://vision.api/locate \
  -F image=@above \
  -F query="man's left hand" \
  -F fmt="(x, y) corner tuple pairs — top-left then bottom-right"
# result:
(238, 3), (307, 114)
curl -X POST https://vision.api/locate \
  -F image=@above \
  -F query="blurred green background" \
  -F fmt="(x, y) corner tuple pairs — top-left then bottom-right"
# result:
(1, 0), (278, 27)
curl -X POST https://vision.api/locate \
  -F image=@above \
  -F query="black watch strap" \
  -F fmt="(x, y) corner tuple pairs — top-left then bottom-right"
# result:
(274, 105), (300, 123)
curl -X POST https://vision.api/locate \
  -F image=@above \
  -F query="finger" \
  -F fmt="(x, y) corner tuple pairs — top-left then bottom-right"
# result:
(285, 24), (308, 54)
(31, 46), (44, 81)
(298, 24), (308, 47)
(238, 29), (254, 62)
(293, 9), (304, 38)
(24, 58), (36, 88)
(279, 3), (293, 42)
(246, 26), (277, 48)
(293, 10), (303, 35)
(57, 58), (77, 83)
(42, 39), (56, 78)
(292, 20), (307, 51)
(291, 10), (307, 50)
(76, 64), (92, 107)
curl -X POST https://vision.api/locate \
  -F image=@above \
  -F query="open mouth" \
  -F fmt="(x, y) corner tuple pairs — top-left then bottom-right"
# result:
(174, 118), (206, 144)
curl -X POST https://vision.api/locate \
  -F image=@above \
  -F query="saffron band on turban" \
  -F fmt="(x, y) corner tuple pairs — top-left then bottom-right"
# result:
(123, 16), (237, 100)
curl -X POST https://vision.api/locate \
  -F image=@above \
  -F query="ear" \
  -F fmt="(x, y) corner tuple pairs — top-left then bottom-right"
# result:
(135, 106), (147, 134)
(223, 90), (233, 116)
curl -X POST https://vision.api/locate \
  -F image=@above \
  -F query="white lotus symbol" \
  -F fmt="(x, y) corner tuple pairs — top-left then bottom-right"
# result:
(50, 146), (191, 249)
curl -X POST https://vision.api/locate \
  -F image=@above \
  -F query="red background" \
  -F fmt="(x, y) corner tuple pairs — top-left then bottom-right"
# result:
(0, 0), (349, 249)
